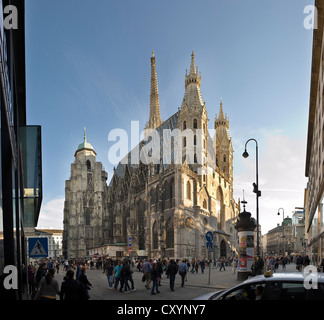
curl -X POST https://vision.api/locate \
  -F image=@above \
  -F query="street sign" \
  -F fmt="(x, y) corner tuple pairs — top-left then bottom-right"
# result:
(206, 231), (213, 242)
(29, 238), (48, 258)
(206, 231), (213, 252)
(206, 241), (213, 252)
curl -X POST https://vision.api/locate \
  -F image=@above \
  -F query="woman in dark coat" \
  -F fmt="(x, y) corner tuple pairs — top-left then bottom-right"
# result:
(79, 267), (92, 299)
(60, 269), (84, 300)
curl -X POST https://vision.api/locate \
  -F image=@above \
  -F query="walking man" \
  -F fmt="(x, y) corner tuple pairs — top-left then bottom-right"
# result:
(219, 257), (226, 271)
(166, 259), (178, 292)
(143, 259), (152, 289)
(179, 260), (188, 287)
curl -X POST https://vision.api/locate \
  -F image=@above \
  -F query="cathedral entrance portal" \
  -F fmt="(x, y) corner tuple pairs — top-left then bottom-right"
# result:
(220, 239), (226, 258)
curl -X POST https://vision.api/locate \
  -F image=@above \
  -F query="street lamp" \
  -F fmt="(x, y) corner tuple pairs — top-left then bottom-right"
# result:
(242, 138), (261, 257)
(278, 208), (285, 257)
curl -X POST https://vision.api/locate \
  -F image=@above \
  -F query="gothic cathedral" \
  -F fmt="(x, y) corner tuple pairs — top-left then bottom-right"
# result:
(63, 52), (240, 260)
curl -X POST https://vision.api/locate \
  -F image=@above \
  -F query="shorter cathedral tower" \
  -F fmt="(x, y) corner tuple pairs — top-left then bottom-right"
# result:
(63, 129), (108, 259)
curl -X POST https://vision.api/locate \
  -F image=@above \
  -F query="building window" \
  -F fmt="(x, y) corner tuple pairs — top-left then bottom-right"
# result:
(137, 200), (145, 250)
(166, 217), (174, 248)
(186, 180), (191, 200)
(183, 121), (187, 130)
(193, 119), (198, 129)
(86, 160), (91, 172)
(203, 199), (207, 209)
(85, 211), (91, 226)
(183, 137), (187, 147)
(194, 135), (197, 145)
(152, 221), (158, 250)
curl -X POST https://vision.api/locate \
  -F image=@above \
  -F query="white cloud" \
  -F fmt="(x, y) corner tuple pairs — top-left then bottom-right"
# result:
(233, 133), (307, 234)
(36, 198), (64, 230)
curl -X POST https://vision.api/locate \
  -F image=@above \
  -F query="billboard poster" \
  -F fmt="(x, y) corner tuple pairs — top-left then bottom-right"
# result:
(238, 231), (254, 273)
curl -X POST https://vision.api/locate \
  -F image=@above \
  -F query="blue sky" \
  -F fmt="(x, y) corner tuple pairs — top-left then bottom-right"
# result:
(26, 0), (315, 234)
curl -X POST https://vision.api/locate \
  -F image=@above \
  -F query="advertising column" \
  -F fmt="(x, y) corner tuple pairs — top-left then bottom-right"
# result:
(235, 206), (256, 281)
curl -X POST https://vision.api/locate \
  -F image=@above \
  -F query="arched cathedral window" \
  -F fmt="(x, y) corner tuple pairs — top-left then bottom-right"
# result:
(86, 160), (91, 172)
(186, 180), (191, 200)
(193, 119), (198, 129)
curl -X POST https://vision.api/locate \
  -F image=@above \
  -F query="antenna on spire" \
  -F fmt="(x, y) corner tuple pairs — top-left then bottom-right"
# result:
(241, 190), (247, 211)
(84, 127), (87, 142)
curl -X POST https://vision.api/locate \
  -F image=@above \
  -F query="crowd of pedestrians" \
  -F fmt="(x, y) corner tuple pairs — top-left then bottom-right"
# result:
(24, 255), (243, 299)
(23, 253), (320, 300)
(25, 258), (93, 300)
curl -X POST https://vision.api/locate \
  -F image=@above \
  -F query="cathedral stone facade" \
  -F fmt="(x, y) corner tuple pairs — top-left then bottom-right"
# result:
(63, 52), (240, 260)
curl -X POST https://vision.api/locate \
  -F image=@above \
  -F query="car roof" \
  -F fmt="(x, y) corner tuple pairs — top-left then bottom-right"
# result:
(242, 272), (324, 284)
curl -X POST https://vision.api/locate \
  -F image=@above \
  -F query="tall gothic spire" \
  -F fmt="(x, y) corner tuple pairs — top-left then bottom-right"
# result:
(215, 99), (229, 130)
(190, 50), (197, 75)
(149, 51), (162, 130)
(185, 50), (201, 90)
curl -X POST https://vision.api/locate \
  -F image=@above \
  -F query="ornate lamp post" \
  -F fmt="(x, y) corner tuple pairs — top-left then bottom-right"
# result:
(242, 139), (261, 257)
(278, 208), (285, 257)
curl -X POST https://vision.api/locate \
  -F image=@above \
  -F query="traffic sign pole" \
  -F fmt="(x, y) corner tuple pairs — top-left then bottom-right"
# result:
(206, 232), (213, 285)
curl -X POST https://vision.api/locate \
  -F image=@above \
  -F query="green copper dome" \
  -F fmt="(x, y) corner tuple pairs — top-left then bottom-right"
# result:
(75, 127), (96, 156)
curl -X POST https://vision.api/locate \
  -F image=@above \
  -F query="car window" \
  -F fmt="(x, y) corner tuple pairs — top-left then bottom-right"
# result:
(305, 283), (324, 300)
(264, 281), (307, 300)
(219, 282), (266, 300)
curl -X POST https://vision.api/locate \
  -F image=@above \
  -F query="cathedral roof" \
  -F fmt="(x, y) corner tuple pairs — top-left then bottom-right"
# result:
(109, 111), (218, 187)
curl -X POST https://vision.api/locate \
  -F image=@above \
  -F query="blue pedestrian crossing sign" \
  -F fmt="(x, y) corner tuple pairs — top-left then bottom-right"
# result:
(29, 238), (48, 258)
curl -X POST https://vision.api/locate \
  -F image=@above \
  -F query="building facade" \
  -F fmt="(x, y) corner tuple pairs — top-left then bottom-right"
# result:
(0, 0), (43, 300)
(304, 0), (324, 264)
(63, 52), (240, 261)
